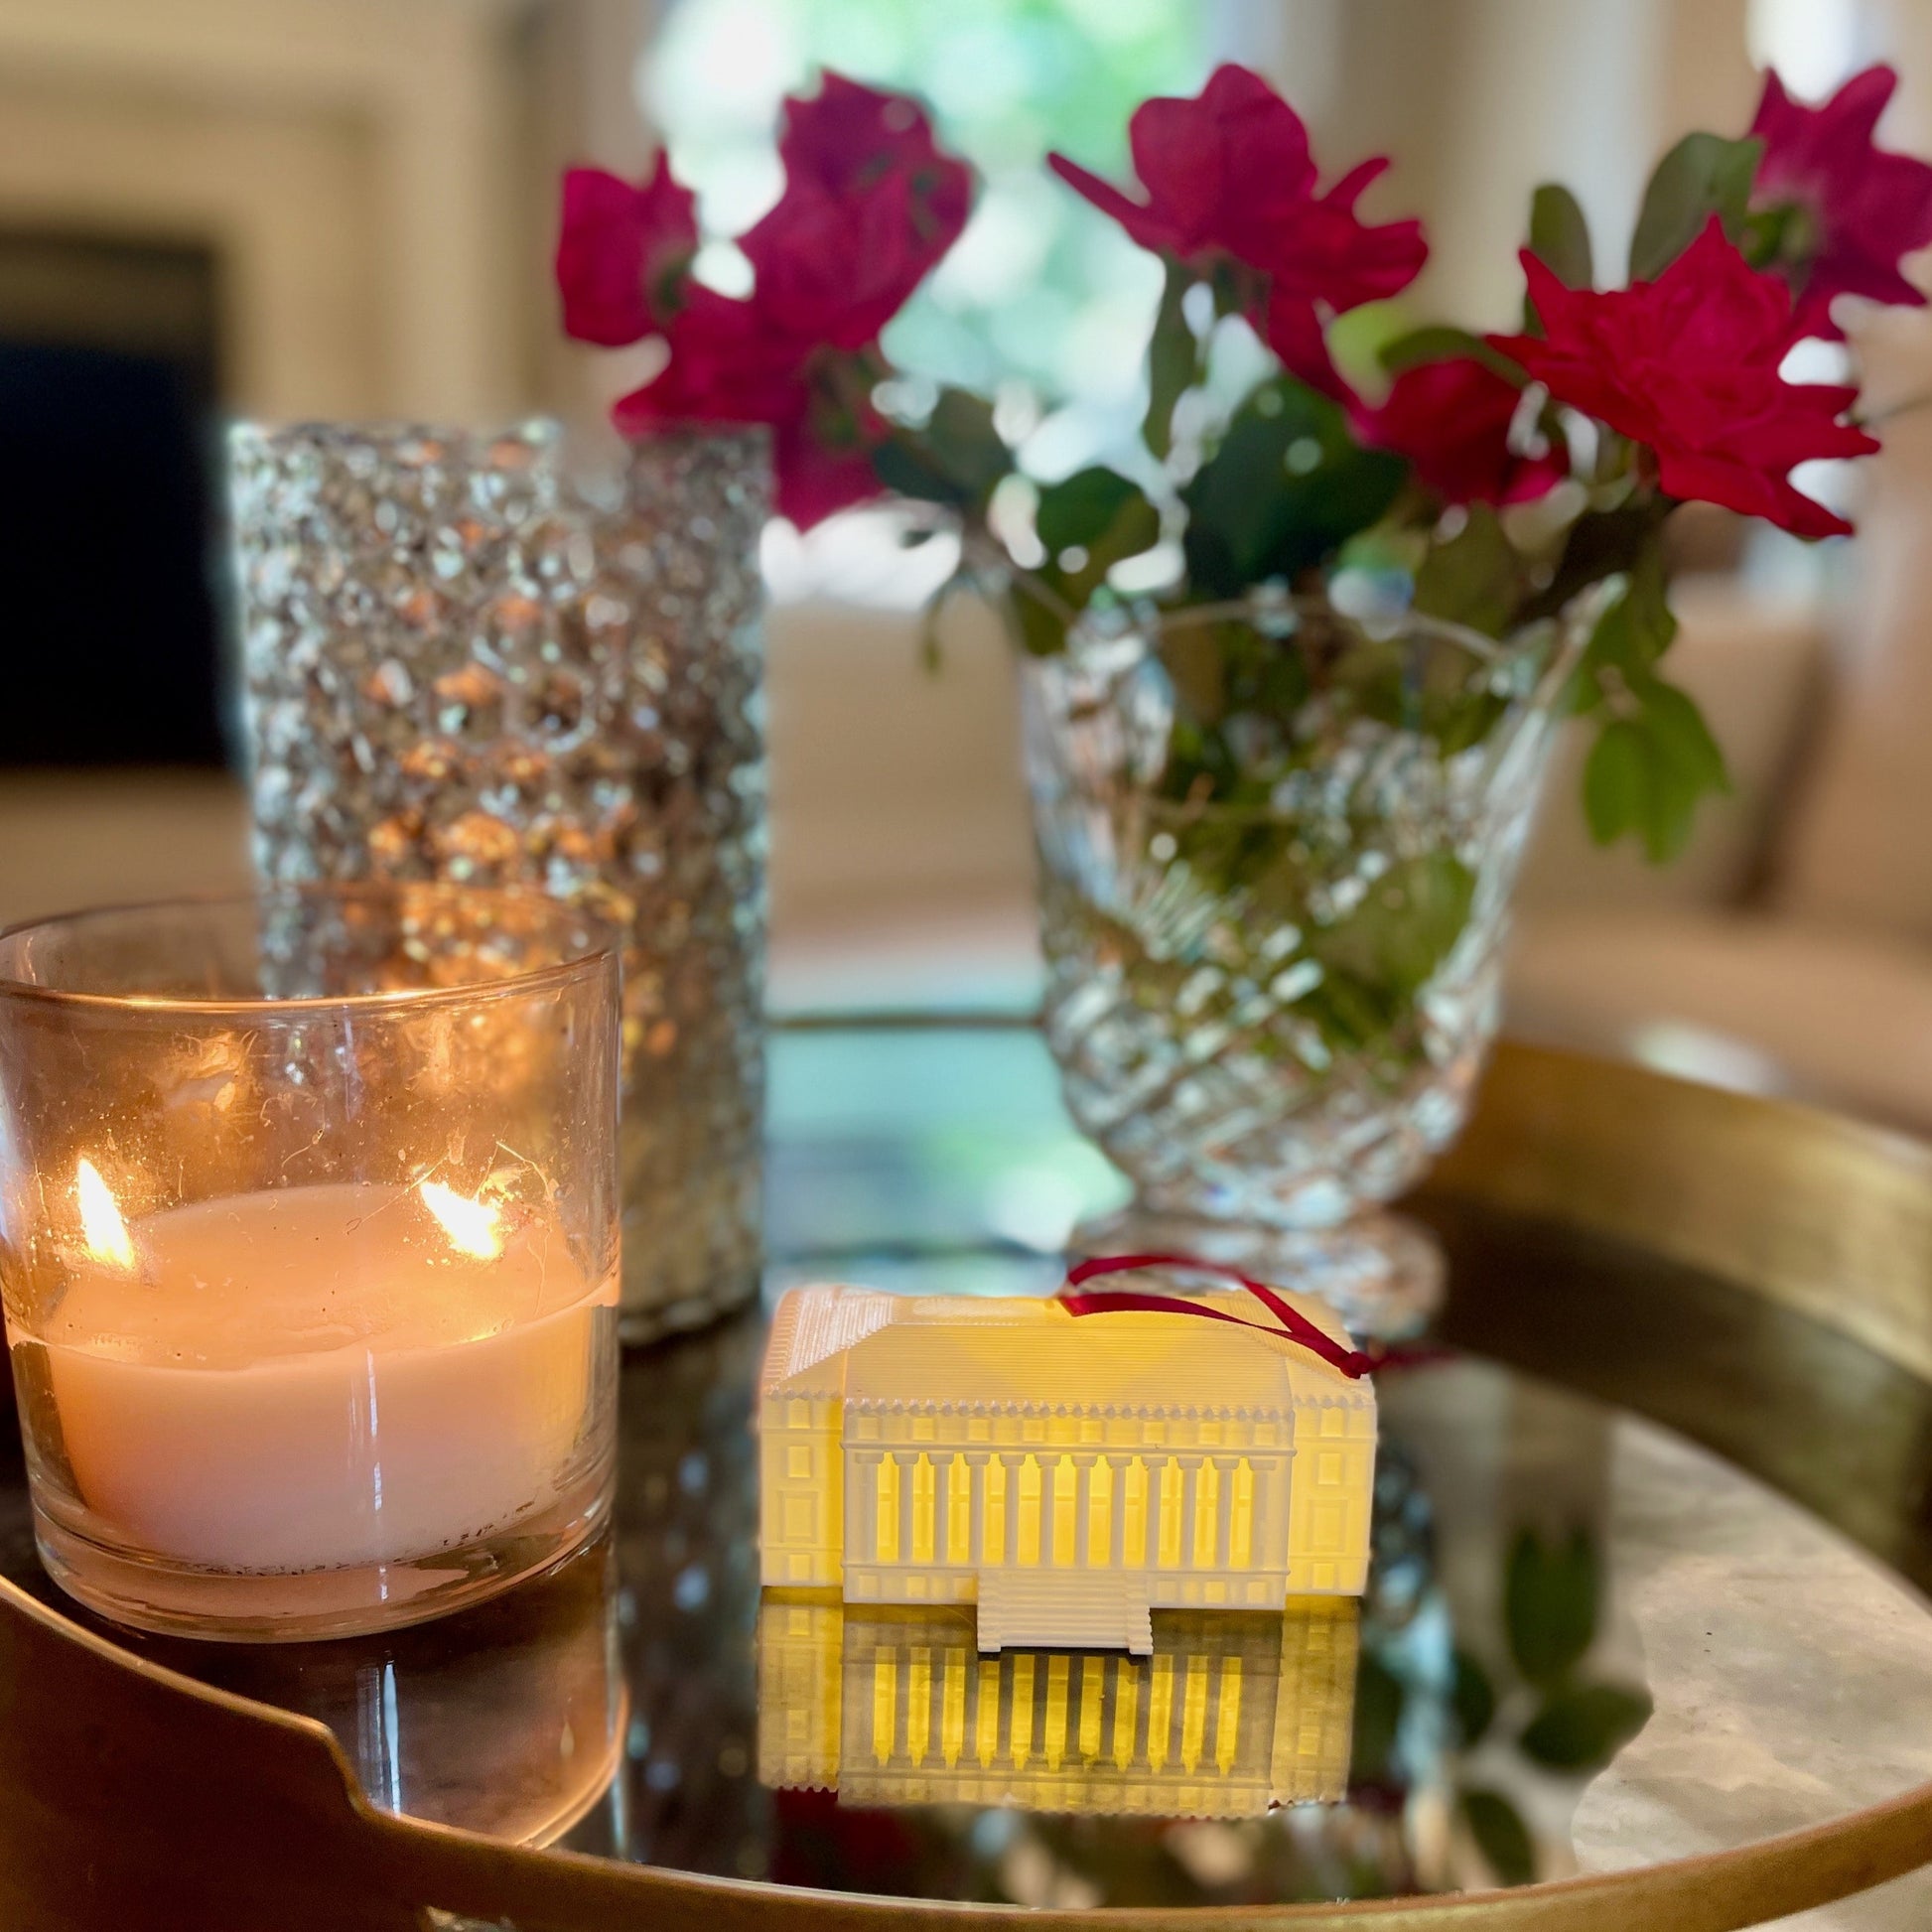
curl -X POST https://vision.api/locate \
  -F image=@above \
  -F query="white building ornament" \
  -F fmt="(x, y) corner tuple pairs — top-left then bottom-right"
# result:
(758, 1284), (1377, 1656)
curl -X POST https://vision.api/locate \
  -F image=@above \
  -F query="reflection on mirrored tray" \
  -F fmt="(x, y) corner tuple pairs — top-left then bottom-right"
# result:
(572, 1352), (1682, 1908)
(17, 1296), (1932, 1914)
(80, 1532), (626, 1848)
(759, 1598), (1358, 1817)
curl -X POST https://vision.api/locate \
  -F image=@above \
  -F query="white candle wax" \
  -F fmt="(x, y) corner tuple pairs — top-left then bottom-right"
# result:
(36, 1180), (615, 1574)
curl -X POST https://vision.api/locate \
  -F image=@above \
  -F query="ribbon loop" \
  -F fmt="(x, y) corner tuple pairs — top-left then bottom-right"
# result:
(1058, 1252), (1375, 1380)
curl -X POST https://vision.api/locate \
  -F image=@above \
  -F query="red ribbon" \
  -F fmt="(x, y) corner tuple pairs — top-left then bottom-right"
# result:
(1058, 1252), (1377, 1380)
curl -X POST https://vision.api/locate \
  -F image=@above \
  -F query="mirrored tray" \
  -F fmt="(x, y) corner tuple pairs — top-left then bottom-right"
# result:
(7, 1035), (1932, 1932)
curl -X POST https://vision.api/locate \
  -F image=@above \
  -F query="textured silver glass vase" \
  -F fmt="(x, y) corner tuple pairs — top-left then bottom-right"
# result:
(1020, 593), (1584, 1335)
(231, 421), (769, 1342)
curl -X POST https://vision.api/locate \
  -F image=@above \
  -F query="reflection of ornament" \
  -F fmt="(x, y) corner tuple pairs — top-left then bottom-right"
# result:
(759, 1287), (1376, 1655)
(758, 1597), (1358, 1816)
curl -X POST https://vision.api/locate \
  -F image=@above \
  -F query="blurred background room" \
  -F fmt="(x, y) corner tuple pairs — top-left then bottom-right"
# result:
(1, 0), (1930, 1131)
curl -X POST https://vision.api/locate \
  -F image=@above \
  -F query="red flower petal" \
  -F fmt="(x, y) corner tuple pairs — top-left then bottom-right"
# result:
(1126, 65), (1315, 255)
(611, 289), (807, 432)
(1321, 156), (1390, 214)
(591, 71), (969, 531)
(1355, 357), (1565, 506)
(1652, 449), (1854, 538)
(555, 157), (698, 347)
(1259, 298), (1354, 406)
(1489, 219), (1874, 539)
(745, 70), (970, 346)
(1750, 62), (1932, 339)
(772, 414), (886, 530)
(1050, 62), (1426, 363)
(1045, 152), (1181, 255)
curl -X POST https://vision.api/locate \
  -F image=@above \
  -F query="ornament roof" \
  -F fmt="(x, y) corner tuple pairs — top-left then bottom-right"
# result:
(760, 1284), (1372, 1418)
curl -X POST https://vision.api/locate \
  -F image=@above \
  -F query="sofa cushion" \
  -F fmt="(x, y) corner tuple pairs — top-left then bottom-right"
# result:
(1508, 906), (1932, 1132)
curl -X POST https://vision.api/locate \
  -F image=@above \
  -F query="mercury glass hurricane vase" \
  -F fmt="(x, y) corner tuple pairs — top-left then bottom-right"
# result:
(1020, 593), (1585, 1335)
(231, 422), (770, 1342)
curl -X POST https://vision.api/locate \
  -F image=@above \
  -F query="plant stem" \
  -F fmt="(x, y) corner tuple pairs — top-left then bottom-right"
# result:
(1513, 496), (1673, 628)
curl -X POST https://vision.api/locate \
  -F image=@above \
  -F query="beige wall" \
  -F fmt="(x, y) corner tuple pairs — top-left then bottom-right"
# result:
(0, 0), (532, 421)
(0, 73), (382, 417)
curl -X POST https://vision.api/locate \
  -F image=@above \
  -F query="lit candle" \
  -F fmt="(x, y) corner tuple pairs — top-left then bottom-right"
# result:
(36, 1166), (616, 1576)
(1, 883), (621, 1638)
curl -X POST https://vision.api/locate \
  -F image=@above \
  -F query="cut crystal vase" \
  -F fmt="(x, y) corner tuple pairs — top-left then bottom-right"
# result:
(231, 423), (770, 1342)
(1020, 593), (1585, 1335)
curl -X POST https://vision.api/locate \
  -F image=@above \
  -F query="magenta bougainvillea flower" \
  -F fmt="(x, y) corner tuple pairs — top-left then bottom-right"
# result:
(556, 73), (968, 529)
(1750, 63), (1932, 340)
(554, 156), (699, 346)
(1490, 222), (1878, 538)
(1354, 357), (1566, 506)
(1048, 64), (1425, 401)
(611, 288), (888, 529)
(740, 71), (971, 349)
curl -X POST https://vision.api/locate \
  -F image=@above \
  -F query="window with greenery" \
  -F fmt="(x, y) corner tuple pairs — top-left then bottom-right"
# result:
(642, 0), (1207, 463)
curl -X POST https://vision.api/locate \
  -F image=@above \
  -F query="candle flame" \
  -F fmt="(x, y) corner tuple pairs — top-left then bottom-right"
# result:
(418, 1178), (504, 1261)
(75, 1158), (136, 1269)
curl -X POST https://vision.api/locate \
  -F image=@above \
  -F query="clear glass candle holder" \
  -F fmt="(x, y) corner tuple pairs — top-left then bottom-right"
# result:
(0, 883), (621, 1641)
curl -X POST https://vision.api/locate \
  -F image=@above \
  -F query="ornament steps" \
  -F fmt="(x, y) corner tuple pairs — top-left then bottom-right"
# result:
(977, 1569), (1153, 1656)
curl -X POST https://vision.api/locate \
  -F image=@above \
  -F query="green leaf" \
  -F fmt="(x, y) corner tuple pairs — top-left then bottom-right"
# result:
(1579, 541), (1678, 701)
(1035, 467), (1161, 611)
(1584, 719), (1648, 846)
(1180, 376), (1406, 597)
(1627, 677), (1730, 862)
(926, 387), (1014, 503)
(1004, 467), (1163, 650)
(1461, 1788), (1537, 1888)
(1578, 544), (1728, 858)
(1412, 504), (1524, 639)
(1036, 467), (1147, 554)
(1379, 325), (1526, 383)
(1529, 183), (1594, 289)
(1583, 698), (1727, 863)
(1519, 1682), (1653, 1771)
(1739, 197), (1812, 274)
(1091, 491), (1163, 571)
(1641, 678), (1727, 794)
(1452, 1650), (1498, 1749)
(1144, 257), (1199, 461)
(872, 387), (1013, 511)
(1009, 578), (1069, 657)
(871, 434), (957, 507)
(1516, 500), (1669, 631)
(1505, 1527), (1599, 1688)
(1310, 853), (1476, 1002)
(1628, 132), (1765, 281)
